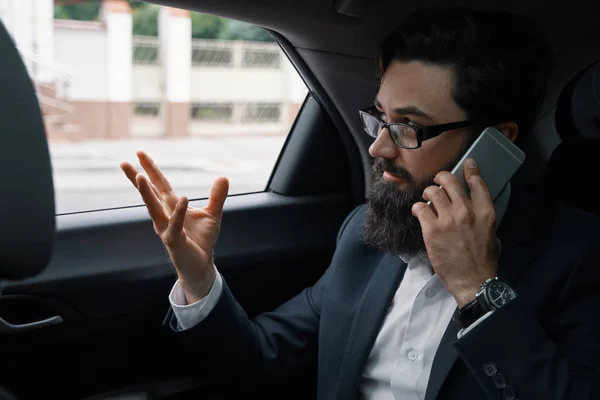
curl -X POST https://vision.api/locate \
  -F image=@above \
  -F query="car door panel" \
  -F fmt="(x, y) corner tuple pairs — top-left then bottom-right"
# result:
(0, 192), (352, 399)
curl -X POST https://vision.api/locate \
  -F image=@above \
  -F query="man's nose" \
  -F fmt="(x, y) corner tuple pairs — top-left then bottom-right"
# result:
(369, 127), (398, 159)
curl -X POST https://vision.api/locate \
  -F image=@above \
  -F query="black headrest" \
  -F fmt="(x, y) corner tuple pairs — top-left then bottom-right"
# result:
(556, 60), (600, 139)
(0, 22), (55, 279)
(544, 138), (600, 215)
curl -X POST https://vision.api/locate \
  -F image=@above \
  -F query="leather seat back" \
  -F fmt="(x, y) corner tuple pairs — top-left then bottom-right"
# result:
(0, 20), (55, 279)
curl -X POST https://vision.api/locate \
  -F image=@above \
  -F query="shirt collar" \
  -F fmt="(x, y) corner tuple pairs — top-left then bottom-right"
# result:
(398, 251), (431, 271)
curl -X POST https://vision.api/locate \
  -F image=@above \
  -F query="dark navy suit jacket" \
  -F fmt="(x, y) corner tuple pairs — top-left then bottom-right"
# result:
(166, 184), (600, 399)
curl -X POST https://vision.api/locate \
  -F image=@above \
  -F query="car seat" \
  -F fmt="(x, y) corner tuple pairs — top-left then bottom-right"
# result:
(0, 17), (56, 400)
(545, 60), (600, 215)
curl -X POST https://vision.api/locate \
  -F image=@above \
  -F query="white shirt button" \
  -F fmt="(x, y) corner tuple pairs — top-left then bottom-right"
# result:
(425, 287), (435, 297)
(408, 350), (419, 361)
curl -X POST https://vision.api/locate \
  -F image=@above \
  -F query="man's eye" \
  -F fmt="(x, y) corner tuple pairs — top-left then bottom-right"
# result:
(403, 127), (418, 138)
(374, 109), (387, 122)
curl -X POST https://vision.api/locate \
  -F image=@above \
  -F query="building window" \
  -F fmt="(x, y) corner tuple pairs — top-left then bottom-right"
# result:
(191, 104), (234, 121)
(134, 102), (161, 117)
(243, 103), (281, 122)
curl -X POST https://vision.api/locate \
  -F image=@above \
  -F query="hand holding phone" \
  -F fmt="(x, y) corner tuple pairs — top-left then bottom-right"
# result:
(427, 126), (525, 206)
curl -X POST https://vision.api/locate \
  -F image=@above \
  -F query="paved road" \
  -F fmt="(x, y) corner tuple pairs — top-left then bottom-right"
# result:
(50, 136), (286, 214)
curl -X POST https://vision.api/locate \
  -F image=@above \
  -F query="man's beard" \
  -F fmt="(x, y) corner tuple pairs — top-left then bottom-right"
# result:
(363, 151), (467, 256)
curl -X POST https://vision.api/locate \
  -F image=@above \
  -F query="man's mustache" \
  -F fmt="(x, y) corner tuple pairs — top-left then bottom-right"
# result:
(372, 158), (414, 184)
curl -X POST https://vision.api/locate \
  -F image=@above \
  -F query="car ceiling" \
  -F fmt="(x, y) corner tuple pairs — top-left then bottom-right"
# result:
(147, 0), (600, 189)
(144, 0), (600, 58)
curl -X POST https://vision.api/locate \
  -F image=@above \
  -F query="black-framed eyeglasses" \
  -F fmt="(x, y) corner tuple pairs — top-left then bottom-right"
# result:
(359, 106), (478, 149)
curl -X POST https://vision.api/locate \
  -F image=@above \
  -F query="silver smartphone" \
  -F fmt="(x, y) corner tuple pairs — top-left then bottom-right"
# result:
(429, 126), (525, 204)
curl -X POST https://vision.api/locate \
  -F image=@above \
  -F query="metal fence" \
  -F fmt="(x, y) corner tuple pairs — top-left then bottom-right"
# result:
(132, 36), (160, 65)
(133, 36), (281, 69)
(242, 103), (281, 122)
(191, 40), (234, 67)
(191, 103), (234, 121)
(133, 102), (162, 117)
(133, 103), (283, 123)
(242, 47), (280, 68)
(190, 103), (282, 123)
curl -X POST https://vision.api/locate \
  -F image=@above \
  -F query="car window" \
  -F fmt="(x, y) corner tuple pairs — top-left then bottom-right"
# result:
(11, 1), (307, 214)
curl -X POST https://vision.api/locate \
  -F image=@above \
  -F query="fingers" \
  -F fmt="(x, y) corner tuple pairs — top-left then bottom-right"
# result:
(205, 177), (230, 219)
(422, 185), (451, 213)
(463, 159), (493, 207)
(412, 202), (437, 225)
(122, 161), (164, 202)
(137, 150), (175, 195)
(434, 171), (468, 203)
(164, 196), (188, 248)
(121, 162), (140, 189)
(136, 174), (169, 231)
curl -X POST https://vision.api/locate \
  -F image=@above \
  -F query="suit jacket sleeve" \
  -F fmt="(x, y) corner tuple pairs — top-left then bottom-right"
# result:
(163, 205), (363, 383)
(454, 230), (600, 399)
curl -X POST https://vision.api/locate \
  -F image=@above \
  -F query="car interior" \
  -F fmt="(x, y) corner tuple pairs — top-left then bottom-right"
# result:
(0, 0), (598, 399)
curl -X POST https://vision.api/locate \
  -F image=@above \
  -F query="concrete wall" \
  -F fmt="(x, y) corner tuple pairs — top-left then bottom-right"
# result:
(131, 65), (162, 101)
(190, 68), (289, 102)
(54, 22), (109, 100)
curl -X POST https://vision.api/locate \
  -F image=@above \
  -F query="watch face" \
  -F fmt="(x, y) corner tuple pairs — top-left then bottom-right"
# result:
(486, 280), (517, 308)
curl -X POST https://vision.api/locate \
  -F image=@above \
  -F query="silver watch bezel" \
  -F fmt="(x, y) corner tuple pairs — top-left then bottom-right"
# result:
(475, 277), (517, 312)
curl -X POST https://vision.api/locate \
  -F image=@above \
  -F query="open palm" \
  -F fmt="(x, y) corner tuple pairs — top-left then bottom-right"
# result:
(120, 150), (229, 301)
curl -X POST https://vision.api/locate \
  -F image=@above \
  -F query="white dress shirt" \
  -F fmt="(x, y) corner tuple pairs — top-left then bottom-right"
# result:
(169, 184), (512, 398)
(359, 253), (456, 400)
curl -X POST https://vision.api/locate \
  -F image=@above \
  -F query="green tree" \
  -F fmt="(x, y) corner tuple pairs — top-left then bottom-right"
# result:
(191, 13), (227, 39)
(132, 4), (159, 36)
(128, 1), (147, 10)
(217, 20), (273, 42)
(55, 1), (149, 21)
(54, 1), (273, 42)
(54, 1), (100, 20)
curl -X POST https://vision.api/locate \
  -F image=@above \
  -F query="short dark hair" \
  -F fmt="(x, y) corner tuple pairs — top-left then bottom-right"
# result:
(377, 7), (556, 140)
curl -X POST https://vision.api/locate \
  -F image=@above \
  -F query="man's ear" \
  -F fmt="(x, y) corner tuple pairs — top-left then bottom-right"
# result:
(494, 122), (519, 142)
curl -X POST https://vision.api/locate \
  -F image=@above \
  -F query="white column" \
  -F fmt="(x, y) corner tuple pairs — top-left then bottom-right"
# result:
(0, 0), (16, 36)
(232, 41), (244, 68)
(102, 0), (132, 103)
(159, 7), (191, 103)
(8, 0), (32, 51)
(35, 0), (54, 82)
(3, 0), (33, 76)
(159, 7), (191, 137)
(0, 0), (54, 81)
(101, 0), (132, 138)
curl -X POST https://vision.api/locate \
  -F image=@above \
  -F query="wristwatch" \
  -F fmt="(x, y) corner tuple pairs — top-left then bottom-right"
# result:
(455, 277), (517, 329)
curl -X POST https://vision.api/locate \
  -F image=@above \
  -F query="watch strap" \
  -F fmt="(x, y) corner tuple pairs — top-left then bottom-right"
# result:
(455, 297), (488, 329)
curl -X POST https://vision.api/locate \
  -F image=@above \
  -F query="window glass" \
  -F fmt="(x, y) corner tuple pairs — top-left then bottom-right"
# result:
(3, 0), (308, 214)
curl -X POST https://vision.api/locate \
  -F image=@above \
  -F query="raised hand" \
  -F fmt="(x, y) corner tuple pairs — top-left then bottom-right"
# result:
(120, 150), (229, 303)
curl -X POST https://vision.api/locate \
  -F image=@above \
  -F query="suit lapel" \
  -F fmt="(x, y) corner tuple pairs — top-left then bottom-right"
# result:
(425, 312), (460, 400)
(425, 182), (550, 400)
(336, 253), (407, 400)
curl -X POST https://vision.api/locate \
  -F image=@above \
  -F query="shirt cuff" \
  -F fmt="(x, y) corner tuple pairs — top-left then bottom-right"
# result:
(457, 310), (494, 340)
(169, 270), (223, 331)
